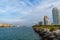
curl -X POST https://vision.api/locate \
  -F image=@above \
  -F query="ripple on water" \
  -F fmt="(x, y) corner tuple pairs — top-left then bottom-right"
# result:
(0, 27), (40, 40)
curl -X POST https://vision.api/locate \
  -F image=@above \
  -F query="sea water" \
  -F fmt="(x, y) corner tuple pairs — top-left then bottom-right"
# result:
(0, 27), (40, 40)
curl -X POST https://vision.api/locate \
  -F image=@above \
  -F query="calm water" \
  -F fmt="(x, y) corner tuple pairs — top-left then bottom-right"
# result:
(0, 27), (40, 40)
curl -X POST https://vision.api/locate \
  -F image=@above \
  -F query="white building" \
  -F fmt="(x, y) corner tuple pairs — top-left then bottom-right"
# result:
(52, 7), (60, 25)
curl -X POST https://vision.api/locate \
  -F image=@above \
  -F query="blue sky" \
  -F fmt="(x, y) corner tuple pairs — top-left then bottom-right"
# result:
(0, 0), (60, 26)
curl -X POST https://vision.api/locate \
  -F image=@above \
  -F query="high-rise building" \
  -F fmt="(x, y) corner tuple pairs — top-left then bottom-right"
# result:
(44, 16), (51, 25)
(38, 21), (43, 25)
(52, 7), (60, 25)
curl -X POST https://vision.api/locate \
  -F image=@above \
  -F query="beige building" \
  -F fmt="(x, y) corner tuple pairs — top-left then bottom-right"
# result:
(44, 16), (51, 25)
(0, 24), (13, 28)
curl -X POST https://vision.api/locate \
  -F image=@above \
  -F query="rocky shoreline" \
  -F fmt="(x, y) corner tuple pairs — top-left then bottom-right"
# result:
(33, 27), (60, 40)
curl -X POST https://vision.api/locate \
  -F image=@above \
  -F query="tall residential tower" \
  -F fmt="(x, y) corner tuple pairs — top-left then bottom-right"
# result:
(44, 16), (51, 25)
(52, 7), (60, 25)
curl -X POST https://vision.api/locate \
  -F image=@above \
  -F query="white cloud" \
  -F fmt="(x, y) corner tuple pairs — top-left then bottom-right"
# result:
(0, 0), (60, 26)
(25, 0), (60, 24)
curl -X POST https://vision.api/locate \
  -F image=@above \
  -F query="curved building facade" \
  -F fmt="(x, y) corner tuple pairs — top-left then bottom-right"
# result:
(52, 7), (60, 25)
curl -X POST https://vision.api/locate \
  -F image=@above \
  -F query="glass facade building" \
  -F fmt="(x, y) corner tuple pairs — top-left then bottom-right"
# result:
(52, 7), (60, 25)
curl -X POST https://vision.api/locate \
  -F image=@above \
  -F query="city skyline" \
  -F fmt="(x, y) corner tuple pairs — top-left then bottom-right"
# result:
(0, 0), (60, 26)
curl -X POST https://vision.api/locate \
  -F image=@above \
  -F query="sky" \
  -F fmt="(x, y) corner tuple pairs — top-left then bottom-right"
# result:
(0, 0), (60, 26)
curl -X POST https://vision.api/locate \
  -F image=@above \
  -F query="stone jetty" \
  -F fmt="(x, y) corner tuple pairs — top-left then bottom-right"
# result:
(32, 25), (60, 40)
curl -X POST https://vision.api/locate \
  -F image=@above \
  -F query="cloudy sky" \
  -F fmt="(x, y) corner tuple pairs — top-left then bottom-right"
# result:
(0, 0), (60, 26)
